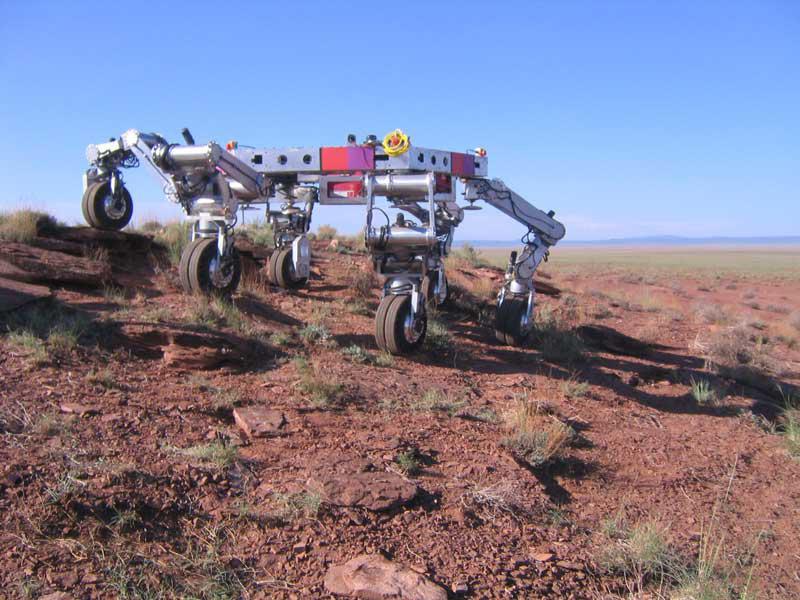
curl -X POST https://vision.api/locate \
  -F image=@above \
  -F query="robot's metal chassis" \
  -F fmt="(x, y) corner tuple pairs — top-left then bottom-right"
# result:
(81, 128), (566, 353)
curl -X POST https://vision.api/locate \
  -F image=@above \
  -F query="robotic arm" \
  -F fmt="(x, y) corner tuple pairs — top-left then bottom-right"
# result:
(463, 177), (567, 344)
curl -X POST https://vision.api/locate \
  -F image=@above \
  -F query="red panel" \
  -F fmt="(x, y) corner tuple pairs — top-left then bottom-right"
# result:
(320, 146), (375, 171)
(321, 147), (349, 171)
(327, 181), (364, 198)
(434, 173), (452, 193)
(451, 152), (475, 176)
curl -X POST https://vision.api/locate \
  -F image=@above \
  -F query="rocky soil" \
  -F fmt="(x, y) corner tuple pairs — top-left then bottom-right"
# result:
(1, 223), (799, 599)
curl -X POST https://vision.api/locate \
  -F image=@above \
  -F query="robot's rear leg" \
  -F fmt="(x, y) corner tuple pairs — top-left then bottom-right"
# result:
(268, 235), (311, 290)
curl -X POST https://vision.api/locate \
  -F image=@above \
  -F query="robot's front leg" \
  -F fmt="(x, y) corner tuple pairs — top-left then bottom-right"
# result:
(178, 214), (242, 297)
(82, 139), (135, 231)
(494, 242), (549, 346)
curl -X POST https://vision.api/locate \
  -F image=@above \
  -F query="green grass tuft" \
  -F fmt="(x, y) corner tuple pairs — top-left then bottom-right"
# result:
(0, 209), (60, 242)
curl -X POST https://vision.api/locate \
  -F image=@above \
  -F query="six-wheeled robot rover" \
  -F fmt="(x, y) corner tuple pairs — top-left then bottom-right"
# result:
(81, 127), (565, 354)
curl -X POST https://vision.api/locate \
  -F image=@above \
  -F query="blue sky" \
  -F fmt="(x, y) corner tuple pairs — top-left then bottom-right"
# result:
(1, 1), (798, 241)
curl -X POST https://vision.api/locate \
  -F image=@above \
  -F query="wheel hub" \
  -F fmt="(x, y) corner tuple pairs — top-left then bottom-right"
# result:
(209, 255), (234, 288)
(519, 294), (534, 335)
(403, 308), (425, 344)
(102, 192), (127, 220)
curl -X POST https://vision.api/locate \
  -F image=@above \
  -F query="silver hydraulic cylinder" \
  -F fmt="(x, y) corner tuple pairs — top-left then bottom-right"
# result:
(152, 142), (266, 197)
(371, 174), (430, 197)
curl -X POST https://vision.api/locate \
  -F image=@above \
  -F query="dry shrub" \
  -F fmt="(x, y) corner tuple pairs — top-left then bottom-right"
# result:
(445, 282), (494, 325)
(696, 324), (787, 395)
(450, 242), (487, 268)
(693, 303), (731, 325)
(293, 357), (345, 408)
(0, 209), (60, 242)
(461, 479), (525, 517)
(533, 308), (585, 365)
(789, 311), (800, 333)
(501, 398), (574, 468)
(153, 221), (191, 266)
(346, 267), (376, 299)
(316, 224), (338, 240)
(241, 222), (274, 247)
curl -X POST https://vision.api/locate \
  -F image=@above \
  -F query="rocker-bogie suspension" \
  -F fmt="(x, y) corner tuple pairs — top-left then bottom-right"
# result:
(81, 128), (566, 352)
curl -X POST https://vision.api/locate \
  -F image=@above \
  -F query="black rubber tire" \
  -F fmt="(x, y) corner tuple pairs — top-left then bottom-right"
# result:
(383, 294), (427, 355)
(82, 181), (133, 231)
(267, 250), (281, 286)
(179, 238), (206, 294)
(374, 295), (394, 351)
(185, 238), (241, 296)
(274, 246), (308, 290)
(421, 271), (449, 307)
(494, 295), (530, 347)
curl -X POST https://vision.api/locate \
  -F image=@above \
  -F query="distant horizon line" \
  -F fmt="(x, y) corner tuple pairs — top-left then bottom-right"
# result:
(457, 235), (800, 247)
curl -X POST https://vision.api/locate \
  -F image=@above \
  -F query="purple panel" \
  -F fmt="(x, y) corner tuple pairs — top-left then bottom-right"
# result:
(347, 146), (374, 170)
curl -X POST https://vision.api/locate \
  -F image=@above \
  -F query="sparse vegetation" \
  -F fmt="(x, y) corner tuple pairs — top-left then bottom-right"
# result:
(779, 390), (800, 459)
(152, 221), (192, 266)
(241, 220), (275, 247)
(294, 357), (345, 408)
(561, 376), (590, 398)
(34, 414), (64, 437)
(103, 285), (129, 306)
(533, 311), (585, 365)
(180, 441), (239, 469)
(501, 398), (574, 468)
(473, 407), (499, 423)
(413, 389), (467, 416)
(344, 297), (372, 316)
(451, 242), (487, 268)
(765, 303), (790, 315)
(272, 490), (322, 520)
(690, 377), (720, 406)
(601, 519), (679, 587)
(374, 351), (395, 367)
(342, 343), (371, 364)
(698, 324), (785, 394)
(186, 296), (254, 336)
(268, 331), (293, 347)
(694, 303), (731, 325)
(86, 368), (118, 390)
(346, 267), (376, 299)
(424, 315), (452, 352)
(395, 449), (422, 476)
(0, 209), (60, 242)
(316, 224), (338, 240)
(298, 323), (333, 346)
(462, 479), (523, 517)
(2, 300), (91, 364)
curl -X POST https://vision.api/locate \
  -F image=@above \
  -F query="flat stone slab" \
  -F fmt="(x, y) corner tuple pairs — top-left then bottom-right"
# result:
(233, 407), (286, 437)
(0, 276), (51, 312)
(60, 403), (100, 416)
(316, 470), (417, 512)
(324, 554), (447, 600)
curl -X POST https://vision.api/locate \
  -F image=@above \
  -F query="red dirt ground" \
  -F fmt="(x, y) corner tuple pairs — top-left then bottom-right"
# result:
(1, 229), (799, 599)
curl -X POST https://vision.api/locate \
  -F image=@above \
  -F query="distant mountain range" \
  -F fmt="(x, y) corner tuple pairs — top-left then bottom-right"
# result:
(460, 235), (800, 248)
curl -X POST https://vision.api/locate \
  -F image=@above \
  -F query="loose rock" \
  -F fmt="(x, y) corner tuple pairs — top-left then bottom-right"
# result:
(324, 554), (447, 600)
(60, 403), (100, 416)
(317, 470), (418, 512)
(233, 407), (287, 437)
